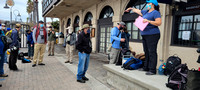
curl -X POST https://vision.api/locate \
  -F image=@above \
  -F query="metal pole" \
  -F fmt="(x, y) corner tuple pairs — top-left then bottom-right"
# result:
(10, 6), (13, 28)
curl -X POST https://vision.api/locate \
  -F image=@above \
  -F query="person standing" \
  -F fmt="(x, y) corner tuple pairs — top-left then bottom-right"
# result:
(76, 24), (92, 83)
(47, 26), (56, 56)
(8, 23), (21, 71)
(32, 21), (48, 67)
(1, 24), (8, 64)
(27, 30), (34, 60)
(120, 26), (130, 49)
(126, 0), (162, 75)
(109, 22), (126, 64)
(0, 28), (8, 77)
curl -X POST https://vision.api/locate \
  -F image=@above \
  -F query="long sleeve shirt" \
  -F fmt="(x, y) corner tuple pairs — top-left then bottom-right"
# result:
(110, 27), (121, 49)
(48, 31), (56, 41)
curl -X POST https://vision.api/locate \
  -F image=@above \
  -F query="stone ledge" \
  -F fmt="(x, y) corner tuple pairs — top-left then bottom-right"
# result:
(103, 64), (171, 90)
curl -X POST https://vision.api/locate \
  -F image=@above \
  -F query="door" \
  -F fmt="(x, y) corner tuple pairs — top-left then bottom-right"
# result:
(99, 25), (112, 54)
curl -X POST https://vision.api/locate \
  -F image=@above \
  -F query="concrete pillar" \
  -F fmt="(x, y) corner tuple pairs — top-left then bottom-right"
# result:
(58, 18), (64, 44)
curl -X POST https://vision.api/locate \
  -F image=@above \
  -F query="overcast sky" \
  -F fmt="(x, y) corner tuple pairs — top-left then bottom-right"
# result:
(0, 0), (58, 23)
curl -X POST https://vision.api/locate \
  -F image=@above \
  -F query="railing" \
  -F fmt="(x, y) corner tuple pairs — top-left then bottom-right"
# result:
(42, 0), (53, 12)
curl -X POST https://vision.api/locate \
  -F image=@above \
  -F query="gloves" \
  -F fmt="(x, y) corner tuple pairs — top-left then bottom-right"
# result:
(7, 49), (11, 52)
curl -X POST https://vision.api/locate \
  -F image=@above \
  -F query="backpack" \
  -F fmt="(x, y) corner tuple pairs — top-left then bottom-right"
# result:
(5, 30), (13, 44)
(122, 57), (142, 70)
(116, 48), (131, 65)
(166, 64), (188, 90)
(158, 63), (166, 75)
(165, 55), (181, 75)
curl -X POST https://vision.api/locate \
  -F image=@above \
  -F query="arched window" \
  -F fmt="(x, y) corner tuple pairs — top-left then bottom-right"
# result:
(66, 18), (71, 27)
(123, 0), (147, 42)
(84, 12), (93, 26)
(99, 6), (114, 19)
(74, 16), (80, 32)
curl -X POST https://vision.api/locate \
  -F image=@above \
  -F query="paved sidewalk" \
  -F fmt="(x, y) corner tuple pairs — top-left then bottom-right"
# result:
(0, 49), (90, 90)
(0, 45), (115, 90)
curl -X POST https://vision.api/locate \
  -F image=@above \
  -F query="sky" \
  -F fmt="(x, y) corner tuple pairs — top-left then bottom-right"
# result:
(0, 0), (58, 23)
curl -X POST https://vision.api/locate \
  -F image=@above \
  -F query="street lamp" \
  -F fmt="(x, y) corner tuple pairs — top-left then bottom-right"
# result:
(3, 3), (13, 25)
(13, 9), (21, 22)
(3, 3), (9, 9)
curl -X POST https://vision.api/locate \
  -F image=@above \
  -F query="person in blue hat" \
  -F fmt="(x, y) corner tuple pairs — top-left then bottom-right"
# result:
(125, 0), (162, 75)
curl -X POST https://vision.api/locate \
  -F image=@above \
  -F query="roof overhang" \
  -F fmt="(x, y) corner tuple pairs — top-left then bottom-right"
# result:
(43, 0), (101, 18)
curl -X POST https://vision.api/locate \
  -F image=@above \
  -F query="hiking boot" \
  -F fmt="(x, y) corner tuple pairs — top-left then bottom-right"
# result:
(69, 62), (73, 64)
(32, 64), (36, 67)
(0, 74), (8, 77)
(82, 77), (89, 81)
(77, 79), (85, 83)
(38, 63), (45, 65)
(145, 72), (156, 75)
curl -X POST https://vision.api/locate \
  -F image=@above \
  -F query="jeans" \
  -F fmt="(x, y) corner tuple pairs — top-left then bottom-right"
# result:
(4, 51), (7, 63)
(77, 52), (90, 80)
(28, 44), (34, 57)
(142, 34), (160, 74)
(0, 52), (5, 74)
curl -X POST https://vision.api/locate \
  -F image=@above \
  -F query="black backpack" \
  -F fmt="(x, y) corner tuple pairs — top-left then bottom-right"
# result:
(166, 64), (188, 90)
(165, 55), (181, 75)
(115, 48), (131, 65)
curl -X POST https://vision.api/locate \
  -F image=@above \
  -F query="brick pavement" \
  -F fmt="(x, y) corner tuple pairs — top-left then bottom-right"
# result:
(0, 46), (116, 90)
(0, 48), (90, 90)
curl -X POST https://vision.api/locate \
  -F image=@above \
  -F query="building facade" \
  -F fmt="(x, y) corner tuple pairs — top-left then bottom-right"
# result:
(42, 0), (200, 69)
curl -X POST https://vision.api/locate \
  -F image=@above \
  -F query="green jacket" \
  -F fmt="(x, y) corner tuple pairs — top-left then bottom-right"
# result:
(48, 31), (56, 41)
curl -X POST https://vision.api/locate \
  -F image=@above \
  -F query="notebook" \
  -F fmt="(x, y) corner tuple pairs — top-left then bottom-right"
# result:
(133, 16), (149, 31)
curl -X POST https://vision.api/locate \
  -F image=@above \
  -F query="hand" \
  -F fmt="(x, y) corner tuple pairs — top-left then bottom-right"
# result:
(125, 7), (133, 12)
(52, 31), (55, 34)
(120, 38), (125, 42)
(82, 52), (85, 54)
(143, 19), (149, 23)
(31, 44), (33, 47)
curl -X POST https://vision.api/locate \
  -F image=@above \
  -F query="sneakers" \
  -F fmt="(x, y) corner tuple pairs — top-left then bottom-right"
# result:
(32, 64), (36, 67)
(77, 79), (85, 83)
(82, 77), (89, 81)
(65, 61), (70, 63)
(38, 63), (45, 65)
(0, 74), (8, 77)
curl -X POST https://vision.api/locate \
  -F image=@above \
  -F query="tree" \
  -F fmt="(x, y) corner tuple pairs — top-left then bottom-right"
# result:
(26, 0), (34, 23)
(51, 20), (59, 32)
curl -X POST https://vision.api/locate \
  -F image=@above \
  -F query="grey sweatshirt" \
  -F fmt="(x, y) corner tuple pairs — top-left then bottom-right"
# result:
(32, 27), (48, 44)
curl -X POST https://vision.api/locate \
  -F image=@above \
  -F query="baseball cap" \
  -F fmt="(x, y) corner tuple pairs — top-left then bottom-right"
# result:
(117, 22), (126, 26)
(146, 0), (158, 6)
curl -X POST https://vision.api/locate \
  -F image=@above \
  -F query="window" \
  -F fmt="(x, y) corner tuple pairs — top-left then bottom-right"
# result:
(74, 16), (80, 32)
(123, 0), (146, 41)
(126, 22), (142, 41)
(172, 15), (200, 46)
(99, 6), (114, 19)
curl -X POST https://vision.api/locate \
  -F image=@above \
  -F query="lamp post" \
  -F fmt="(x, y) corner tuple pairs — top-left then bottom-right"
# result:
(4, 4), (13, 27)
(13, 9), (21, 22)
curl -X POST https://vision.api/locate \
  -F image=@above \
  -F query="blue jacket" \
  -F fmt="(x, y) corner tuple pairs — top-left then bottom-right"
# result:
(10, 29), (19, 48)
(27, 32), (34, 44)
(0, 30), (5, 54)
(110, 27), (121, 49)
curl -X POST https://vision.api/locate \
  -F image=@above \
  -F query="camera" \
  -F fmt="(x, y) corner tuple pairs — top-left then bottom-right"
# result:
(40, 35), (44, 39)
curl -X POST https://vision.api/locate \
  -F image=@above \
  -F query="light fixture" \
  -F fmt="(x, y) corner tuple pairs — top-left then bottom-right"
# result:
(4, 4), (9, 9)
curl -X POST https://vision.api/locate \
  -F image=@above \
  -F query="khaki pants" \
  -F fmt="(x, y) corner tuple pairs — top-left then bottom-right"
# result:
(65, 44), (74, 62)
(109, 47), (120, 64)
(33, 44), (46, 64)
(48, 41), (55, 55)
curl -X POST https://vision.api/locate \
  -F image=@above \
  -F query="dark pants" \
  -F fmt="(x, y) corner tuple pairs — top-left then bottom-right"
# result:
(9, 48), (19, 70)
(142, 34), (160, 74)
(28, 44), (34, 57)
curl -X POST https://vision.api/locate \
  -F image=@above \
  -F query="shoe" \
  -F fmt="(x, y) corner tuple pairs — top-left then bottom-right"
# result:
(69, 62), (73, 64)
(138, 68), (149, 72)
(26, 57), (31, 59)
(65, 61), (70, 63)
(82, 77), (89, 81)
(51, 54), (54, 56)
(0, 84), (2, 87)
(77, 79), (85, 83)
(0, 74), (8, 77)
(48, 54), (51, 56)
(32, 64), (36, 67)
(38, 63), (45, 65)
(145, 72), (156, 75)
